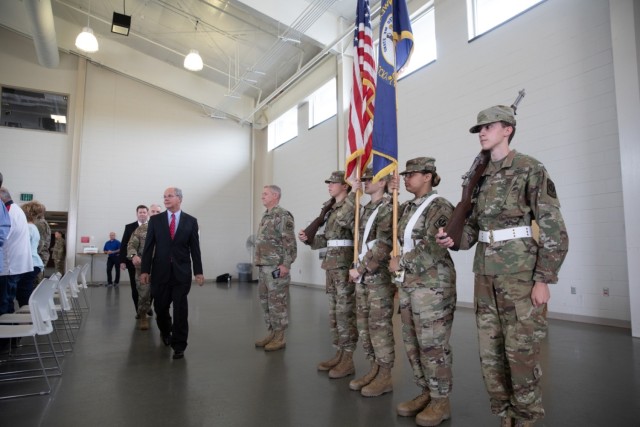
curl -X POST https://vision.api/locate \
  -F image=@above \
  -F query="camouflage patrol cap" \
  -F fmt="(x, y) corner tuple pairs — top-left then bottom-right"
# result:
(399, 157), (436, 175)
(360, 167), (390, 181)
(325, 170), (347, 184)
(469, 105), (516, 133)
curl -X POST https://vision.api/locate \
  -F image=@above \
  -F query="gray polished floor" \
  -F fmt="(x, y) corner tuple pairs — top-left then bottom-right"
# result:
(1, 281), (639, 427)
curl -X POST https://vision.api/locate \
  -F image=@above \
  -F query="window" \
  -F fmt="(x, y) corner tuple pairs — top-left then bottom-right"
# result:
(1, 86), (69, 133)
(467, 0), (545, 40)
(268, 106), (298, 151)
(308, 78), (337, 128)
(398, 2), (436, 79)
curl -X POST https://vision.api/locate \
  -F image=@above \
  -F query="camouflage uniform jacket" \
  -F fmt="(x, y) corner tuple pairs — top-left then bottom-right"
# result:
(311, 192), (355, 270)
(254, 205), (297, 268)
(355, 193), (392, 284)
(460, 150), (569, 283)
(35, 218), (51, 262)
(52, 237), (65, 262)
(398, 190), (455, 288)
(127, 222), (148, 259)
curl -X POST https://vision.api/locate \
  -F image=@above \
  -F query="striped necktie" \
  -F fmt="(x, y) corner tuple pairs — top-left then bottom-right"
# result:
(169, 213), (176, 240)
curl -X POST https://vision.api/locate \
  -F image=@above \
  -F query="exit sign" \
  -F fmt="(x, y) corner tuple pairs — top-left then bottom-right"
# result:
(20, 193), (33, 202)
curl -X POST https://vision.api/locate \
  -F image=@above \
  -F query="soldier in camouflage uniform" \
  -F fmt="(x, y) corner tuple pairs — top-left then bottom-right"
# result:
(254, 185), (297, 351)
(127, 203), (162, 330)
(437, 105), (569, 427)
(33, 203), (50, 281)
(298, 170), (358, 379)
(347, 169), (395, 397)
(52, 231), (66, 275)
(389, 157), (456, 427)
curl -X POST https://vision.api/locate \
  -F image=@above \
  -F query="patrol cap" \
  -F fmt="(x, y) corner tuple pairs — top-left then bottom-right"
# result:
(360, 167), (390, 181)
(324, 170), (347, 184)
(399, 157), (436, 175)
(469, 105), (516, 133)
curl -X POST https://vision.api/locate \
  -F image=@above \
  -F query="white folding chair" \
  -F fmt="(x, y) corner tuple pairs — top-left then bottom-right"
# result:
(77, 263), (91, 311)
(0, 278), (62, 399)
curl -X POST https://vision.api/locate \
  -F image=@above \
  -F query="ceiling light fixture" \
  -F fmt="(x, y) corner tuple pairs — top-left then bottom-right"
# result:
(111, 0), (131, 36)
(183, 20), (203, 72)
(75, 0), (98, 52)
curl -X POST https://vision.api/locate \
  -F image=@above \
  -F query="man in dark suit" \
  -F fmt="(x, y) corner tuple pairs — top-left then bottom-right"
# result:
(140, 187), (204, 360)
(119, 205), (148, 317)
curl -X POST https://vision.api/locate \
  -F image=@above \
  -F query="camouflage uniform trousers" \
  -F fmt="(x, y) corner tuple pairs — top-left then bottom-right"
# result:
(475, 273), (547, 421)
(258, 265), (290, 331)
(37, 251), (50, 282)
(355, 280), (395, 368)
(326, 267), (357, 351)
(134, 267), (152, 317)
(54, 260), (65, 275)
(398, 284), (456, 397)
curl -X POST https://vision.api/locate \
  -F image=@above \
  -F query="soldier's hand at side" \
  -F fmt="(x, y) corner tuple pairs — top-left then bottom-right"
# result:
(195, 274), (205, 286)
(531, 282), (550, 307)
(298, 230), (308, 242)
(132, 255), (141, 266)
(278, 265), (289, 277)
(436, 227), (454, 248)
(389, 256), (401, 273)
(140, 273), (150, 285)
(120, 263), (127, 270)
(348, 268), (360, 282)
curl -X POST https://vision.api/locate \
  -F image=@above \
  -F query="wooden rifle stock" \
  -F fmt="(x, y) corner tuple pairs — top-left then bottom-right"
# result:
(444, 150), (490, 250)
(303, 198), (336, 245)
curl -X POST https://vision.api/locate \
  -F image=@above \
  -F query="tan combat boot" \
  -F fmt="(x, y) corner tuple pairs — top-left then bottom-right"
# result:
(361, 366), (393, 397)
(349, 361), (379, 391)
(328, 350), (355, 379)
(254, 330), (275, 348)
(317, 349), (343, 371)
(396, 390), (430, 417)
(264, 330), (286, 351)
(416, 397), (451, 426)
(138, 315), (149, 331)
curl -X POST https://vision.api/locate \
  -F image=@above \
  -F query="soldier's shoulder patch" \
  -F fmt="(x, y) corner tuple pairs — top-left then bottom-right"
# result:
(434, 215), (448, 229)
(546, 179), (557, 199)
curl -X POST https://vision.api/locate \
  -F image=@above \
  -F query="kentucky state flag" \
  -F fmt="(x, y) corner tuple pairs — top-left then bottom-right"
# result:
(371, 0), (413, 182)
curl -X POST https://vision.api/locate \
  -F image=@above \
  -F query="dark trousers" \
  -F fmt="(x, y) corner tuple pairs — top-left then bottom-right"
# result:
(106, 257), (120, 284)
(0, 274), (20, 314)
(16, 267), (41, 307)
(124, 260), (139, 313)
(152, 273), (191, 352)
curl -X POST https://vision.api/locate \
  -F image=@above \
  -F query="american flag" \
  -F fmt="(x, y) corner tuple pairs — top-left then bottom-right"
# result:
(345, 0), (376, 182)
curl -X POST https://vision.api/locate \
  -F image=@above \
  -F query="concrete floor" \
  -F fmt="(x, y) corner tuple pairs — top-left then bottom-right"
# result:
(1, 281), (639, 427)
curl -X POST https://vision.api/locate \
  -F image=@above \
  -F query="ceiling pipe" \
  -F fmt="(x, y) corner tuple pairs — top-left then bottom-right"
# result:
(24, 0), (60, 68)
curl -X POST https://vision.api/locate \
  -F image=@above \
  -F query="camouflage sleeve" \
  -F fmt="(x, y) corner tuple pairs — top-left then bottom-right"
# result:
(127, 229), (141, 258)
(460, 207), (479, 251)
(310, 233), (327, 250)
(528, 165), (569, 283)
(334, 192), (356, 229)
(281, 212), (297, 268)
(359, 202), (392, 275)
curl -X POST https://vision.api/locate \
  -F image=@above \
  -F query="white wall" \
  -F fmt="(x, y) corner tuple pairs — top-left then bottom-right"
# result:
(263, 0), (632, 326)
(0, 27), (253, 283)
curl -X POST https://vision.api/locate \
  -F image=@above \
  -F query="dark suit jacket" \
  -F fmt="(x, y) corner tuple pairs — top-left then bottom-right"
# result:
(141, 210), (203, 286)
(119, 221), (139, 264)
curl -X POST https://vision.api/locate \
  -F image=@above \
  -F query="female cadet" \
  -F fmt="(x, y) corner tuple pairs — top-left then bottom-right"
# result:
(347, 169), (395, 397)
(389, 157), (457, 427)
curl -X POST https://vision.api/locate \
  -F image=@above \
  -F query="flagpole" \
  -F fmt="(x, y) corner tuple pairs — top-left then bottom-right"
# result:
(354, 164), (361, 263)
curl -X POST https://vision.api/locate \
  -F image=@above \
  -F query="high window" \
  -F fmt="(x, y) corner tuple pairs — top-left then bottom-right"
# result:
(268, 106), (298, 151)
(308, 78), (337, 128)
(467, 0), (545, 40)
(399, 2), (436, 79)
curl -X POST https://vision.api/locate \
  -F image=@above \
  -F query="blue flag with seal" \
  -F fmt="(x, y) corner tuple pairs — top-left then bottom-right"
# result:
(371, 0), (413, 182)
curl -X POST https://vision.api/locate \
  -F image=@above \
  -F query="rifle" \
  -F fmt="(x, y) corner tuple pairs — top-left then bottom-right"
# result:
(302, 198), (336, 246)
(443, 89), (526, 250)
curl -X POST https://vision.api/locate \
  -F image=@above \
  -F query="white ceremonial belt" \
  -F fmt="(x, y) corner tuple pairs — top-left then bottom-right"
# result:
(327, 239), (354, 247)
(478, 226), (532, 244)
(365, 239), (378, 251)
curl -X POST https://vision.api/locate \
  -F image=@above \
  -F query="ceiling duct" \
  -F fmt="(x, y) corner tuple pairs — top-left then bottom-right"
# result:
(23, 0), (60, 68)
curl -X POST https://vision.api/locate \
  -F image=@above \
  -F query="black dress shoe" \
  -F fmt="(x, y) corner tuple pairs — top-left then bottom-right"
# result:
(172, 351), (184, 359)
(147, 309), (154, 317)
(162, 334), (172, 346)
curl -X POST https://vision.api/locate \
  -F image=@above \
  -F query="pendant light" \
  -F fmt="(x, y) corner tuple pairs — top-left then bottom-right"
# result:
(75, 0), (99, 52)
(183, 21), (203, 71)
